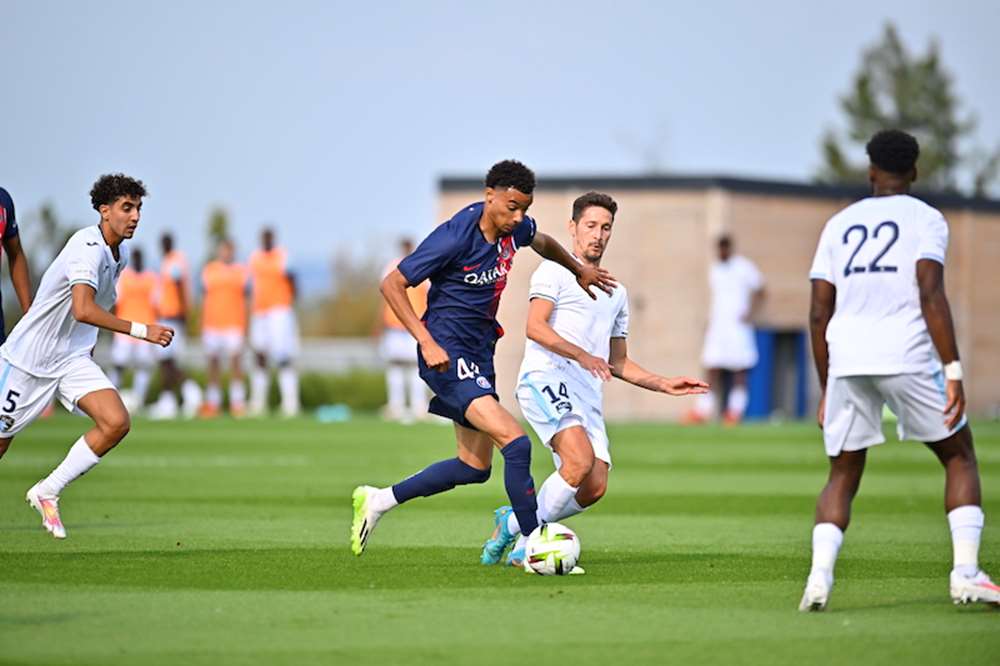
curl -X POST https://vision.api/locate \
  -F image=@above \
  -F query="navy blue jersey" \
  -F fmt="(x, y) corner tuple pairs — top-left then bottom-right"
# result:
(398, 202), (537, 352)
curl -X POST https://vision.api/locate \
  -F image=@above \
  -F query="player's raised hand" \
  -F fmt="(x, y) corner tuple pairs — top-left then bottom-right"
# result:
(146, 323), (174, 347)
(576, 264), (617, 300)
(576, 353), (612, 382)
(421, 338), (450, 373)
(943, 379), (965, 430)
(659, 376), (709, 396)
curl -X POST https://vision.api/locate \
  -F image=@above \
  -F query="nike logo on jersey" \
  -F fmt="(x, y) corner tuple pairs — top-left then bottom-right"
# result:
(462, 263), (483, 272)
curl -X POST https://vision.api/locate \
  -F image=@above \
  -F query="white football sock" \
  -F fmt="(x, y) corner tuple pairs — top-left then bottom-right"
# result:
(537, 471), (580, 524)
(809, 522), (844, 579)
(206, 383), (222, 408)
(406, 365), (426, 418)
(229, 380), (247, 408)
(386, 366), (405, 415)
(371, 487), (399, 514)
(695, 390), (716, 418)
(728, 385), (749, 416)
(37, 437), (101, 497)
(556, 496), (587, 522)
(507, 478), (588, 536)
(251, 367), (269, 411)
(181, 380), (202, 417)
(278, 366), (299, 415)
(948, 505), (984, 578)
(133, 367), (151, 406)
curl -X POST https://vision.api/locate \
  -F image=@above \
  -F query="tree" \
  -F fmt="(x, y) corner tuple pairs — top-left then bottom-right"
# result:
(206, 206), (230, 255)
(818, 23), (1000, 196)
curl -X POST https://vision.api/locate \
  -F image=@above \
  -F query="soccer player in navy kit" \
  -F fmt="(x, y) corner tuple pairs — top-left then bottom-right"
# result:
(0, 187), (33, 340)
(351, 160), (615, 557)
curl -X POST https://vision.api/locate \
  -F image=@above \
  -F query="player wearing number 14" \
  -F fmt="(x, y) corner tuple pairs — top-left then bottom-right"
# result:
(800, 130), (998, 610)
(0, 174), (173, 539)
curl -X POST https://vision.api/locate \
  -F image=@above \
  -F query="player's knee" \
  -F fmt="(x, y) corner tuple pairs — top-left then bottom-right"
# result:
(560, 449), (595, 487)
(589, 478), (608, 503)
(102, 410), (131, 441)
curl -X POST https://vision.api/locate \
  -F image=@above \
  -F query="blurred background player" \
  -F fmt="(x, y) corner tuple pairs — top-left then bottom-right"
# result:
(200, 238), (249, 417)
(0, 186), (33, 339)
(377, 238), (429, 423)
(248, 228), (300, 417)
(686, 235), (765, 424)
(109, 247), (157, 413)
(799, 129), (997, 611)
(149, 233), (201, 418)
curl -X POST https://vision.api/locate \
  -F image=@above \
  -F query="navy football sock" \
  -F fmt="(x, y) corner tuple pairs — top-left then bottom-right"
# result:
(391, 458), (491, 504)
(501, 436), (538, 536)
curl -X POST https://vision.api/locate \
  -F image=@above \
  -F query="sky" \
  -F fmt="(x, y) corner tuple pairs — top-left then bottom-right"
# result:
(4, 1), (999, 295)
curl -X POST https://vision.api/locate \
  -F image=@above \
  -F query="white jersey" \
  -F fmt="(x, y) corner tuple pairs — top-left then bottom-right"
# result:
(1, 226), (128, 378)
(708, 255), (763, 325)
(518, 260), (629, 401)
(809, 194), (948, 377)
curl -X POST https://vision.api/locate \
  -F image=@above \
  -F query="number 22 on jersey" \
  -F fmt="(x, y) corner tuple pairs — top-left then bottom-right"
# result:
(843, 220), (899, 277)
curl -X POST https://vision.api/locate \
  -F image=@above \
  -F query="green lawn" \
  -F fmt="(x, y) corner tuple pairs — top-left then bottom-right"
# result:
(1, 415), (998, 665)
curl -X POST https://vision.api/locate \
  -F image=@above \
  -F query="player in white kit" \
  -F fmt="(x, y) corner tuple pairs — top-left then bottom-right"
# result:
(686, 235), (764, 424)
(799, 130), (998, 610)
(479, 192), (708, 568)
(0, 174), (173, 539)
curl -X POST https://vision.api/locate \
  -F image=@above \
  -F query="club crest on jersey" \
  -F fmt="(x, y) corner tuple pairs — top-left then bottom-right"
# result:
(476, 376), (492, 390)
(0, 415), (14, 432)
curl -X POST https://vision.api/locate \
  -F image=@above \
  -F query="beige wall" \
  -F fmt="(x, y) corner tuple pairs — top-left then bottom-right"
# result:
(438, 186), (1000, 419)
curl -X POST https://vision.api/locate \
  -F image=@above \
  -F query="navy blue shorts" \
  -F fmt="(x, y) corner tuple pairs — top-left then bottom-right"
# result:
(418, 346), (498, 429)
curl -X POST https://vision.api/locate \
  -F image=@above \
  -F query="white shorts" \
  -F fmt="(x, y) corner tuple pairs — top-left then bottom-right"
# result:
(203, 329), (245, 358)
(380, 328), (417, 364)
(701, 320), (757, 370)
(249, 308), (299, 362)
(516, 370), (611, 468)
(155, 318), (186, 361)
(0, 356), (115, 437)
(823, 372), (968, 457)
(110, 333), (154, 367)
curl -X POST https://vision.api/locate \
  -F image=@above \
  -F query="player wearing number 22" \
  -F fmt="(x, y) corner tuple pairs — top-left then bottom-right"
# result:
(481, 192), (709, 567)
(0, 174), (174, 539)
(351, 160), (616, 557)
(800, 130), (998, 610)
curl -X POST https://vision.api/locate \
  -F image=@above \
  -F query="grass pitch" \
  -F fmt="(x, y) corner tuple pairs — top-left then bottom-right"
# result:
(1, 415), (998, 665)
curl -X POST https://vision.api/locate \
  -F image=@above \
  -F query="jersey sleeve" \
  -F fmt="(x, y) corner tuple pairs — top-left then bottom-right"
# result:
(397, 222), (461, 286)
(745, 258), (764, 290)
(66, 238), (104, 290)
(528, 262), (563, 303)
(1, 189), (18, 239)
(809, 223), (836, 283)
(917, 212), (949, 265)
(512, 216), (537, 249)
(611, 289), (630, 338)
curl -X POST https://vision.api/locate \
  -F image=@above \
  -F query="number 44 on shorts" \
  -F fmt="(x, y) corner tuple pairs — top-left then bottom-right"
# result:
(456, 358), (480, 380)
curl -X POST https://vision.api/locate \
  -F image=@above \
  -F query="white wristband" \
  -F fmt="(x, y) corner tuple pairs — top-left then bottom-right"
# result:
(943, 361), (963, 381)
(129, 321), (148, 340)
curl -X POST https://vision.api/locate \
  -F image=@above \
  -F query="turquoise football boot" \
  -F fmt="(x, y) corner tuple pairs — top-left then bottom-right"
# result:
(480, 506), (517, 565)
(505, 535), (528, 569)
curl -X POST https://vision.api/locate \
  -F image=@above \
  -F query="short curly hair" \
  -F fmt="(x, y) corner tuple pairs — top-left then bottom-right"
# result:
(485, 160), (535, 194)
(866, 130), (919, 176)
(572, 191), (617, 221)
(90, 173), (147, 211)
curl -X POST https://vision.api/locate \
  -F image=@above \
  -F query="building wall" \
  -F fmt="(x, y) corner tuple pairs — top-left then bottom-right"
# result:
(438, 186), (1000, 419)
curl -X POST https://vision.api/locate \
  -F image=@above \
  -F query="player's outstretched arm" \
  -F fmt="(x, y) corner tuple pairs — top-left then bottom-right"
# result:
(529, 232), (616, 299)
(608, 338), (709, 395)
(526, 297), (611, 381)
(379, 269), (448, 372)
(917, 260), (965, 428)
(2, 235), (32, 313)
(809, 279), (836, 428)
(70, 284), (173, 347)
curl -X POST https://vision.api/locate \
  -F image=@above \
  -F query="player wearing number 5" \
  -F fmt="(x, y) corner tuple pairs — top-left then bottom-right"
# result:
(0, 174), (173, 539)
(799, 130), (997, 610)
(481, 192), (709, 567)
(351, 161), (617, 557)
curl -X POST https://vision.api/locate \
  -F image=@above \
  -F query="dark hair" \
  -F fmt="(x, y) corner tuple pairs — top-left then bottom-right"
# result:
(866, 129), (919, 176)
(717, 234), (732, 248)
(90, 173), (147, 211)
(485, 160), (535, 194)
(572, 191), (618, 221)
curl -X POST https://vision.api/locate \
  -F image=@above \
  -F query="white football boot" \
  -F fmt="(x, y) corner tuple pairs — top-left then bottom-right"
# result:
(950, 569), (1000, 605)
(350, 486), (384, 556)
(26, 484), (67, 539)
(798, 570), (832, 612)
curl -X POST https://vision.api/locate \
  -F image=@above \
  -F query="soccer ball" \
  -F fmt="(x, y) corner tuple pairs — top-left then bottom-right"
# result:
(524, 522), (580, 575)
